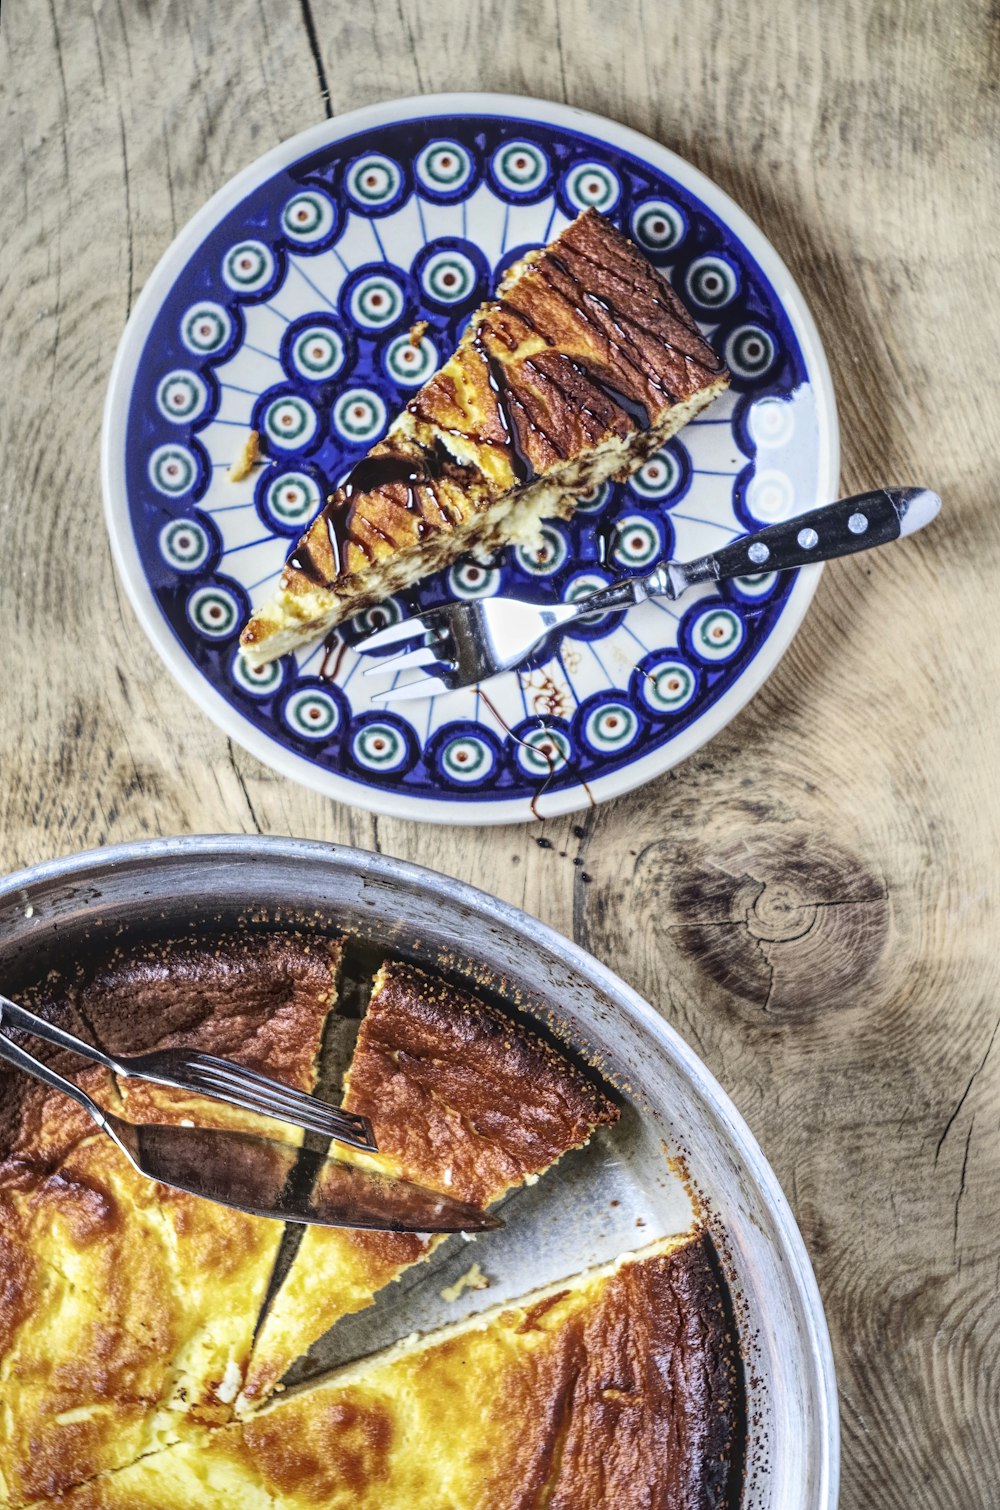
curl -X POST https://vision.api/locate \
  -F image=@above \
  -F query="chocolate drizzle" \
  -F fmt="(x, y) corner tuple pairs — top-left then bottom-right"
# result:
(472, 334), (536, 485)
(286, 443), (463, 587)
(283, 210), (726, 595)
(343, 454), (425, 498)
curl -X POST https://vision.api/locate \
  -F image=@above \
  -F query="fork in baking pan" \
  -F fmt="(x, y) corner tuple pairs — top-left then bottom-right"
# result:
(0, 996), (502, 1232)
(0, 991), (376, 1149)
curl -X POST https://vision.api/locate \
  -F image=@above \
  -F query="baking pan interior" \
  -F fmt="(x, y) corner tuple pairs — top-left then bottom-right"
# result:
(0, 836), (837, 1510)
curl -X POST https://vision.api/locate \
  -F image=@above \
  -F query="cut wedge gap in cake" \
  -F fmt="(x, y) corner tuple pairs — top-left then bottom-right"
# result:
(236, 959), (620, 1411)
(39, 1229), (745, 1510)
(239, 208), (729, 666)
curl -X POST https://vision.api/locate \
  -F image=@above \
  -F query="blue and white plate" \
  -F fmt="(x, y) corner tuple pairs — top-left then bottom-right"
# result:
(103, 94), (838, 825)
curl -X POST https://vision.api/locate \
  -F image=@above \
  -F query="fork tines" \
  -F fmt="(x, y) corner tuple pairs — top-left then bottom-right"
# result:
(167, 1050), (377, 1150)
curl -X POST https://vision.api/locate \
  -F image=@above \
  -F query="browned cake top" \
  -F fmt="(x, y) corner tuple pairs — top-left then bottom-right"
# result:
(278, 209), (725, 593)
(238, 1230), (743, 1510)
(0, 933), (340, 1183)
(344, 960), (619, 1206)
(77, 932), (340, 1084)
(501, 1232), (743, 1509)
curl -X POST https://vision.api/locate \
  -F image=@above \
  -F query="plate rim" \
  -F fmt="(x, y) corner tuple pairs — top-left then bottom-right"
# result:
(0, 831), (840, 1505)
(102, 91), (840, 826)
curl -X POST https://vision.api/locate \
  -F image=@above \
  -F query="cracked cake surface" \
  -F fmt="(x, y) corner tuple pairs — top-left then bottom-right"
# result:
(34, 1231), (743, 1510)
(239, 208), (728, 665)
(2, 945), (742, 1508)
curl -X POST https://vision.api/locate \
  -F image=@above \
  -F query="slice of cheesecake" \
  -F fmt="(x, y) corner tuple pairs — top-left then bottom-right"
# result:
(45, 1231), (744, 1510)
(237, 960), (620, 1409)
(239, 209), (728, 666)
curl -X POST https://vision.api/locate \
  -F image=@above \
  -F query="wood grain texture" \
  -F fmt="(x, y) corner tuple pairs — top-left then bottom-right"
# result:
(1, 1), (999, 1504)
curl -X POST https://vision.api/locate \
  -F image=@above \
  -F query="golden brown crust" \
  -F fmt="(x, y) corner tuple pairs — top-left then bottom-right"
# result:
(490, 1231), (745, 1510)
(0, 933), (342, 1504)
(77, 932), (339, 1078)
(346, 960), (619, 1204)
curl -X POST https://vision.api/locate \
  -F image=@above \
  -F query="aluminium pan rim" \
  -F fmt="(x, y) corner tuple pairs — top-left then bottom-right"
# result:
(0, 834), (838, 1506)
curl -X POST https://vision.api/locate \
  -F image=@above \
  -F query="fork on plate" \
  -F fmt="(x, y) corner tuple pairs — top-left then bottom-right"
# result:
(357, 488), (940, 703)
(0, 992), (376, 1150)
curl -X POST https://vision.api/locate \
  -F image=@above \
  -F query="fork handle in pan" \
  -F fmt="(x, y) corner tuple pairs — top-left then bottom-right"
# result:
(0, 1005), (108, 1127)
(0, 992), (118, 1071)
(662, 487), (941, 594)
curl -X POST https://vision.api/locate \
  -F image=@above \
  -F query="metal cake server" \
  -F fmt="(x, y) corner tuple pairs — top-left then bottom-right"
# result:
(0, 1007), (501, 1233)
(357, 487), (941, 703)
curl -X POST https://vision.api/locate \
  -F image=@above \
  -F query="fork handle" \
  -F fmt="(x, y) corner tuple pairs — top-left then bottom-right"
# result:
(0, 1011), (107, 1127)
(684, 487), (940, 585)
(0, 993), (118, 1072)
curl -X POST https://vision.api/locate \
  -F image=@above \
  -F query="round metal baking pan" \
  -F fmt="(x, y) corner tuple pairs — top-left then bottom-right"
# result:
(0, 836), (837, 1508)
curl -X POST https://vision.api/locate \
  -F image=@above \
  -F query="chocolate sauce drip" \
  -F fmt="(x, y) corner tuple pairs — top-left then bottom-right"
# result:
(581, 366), (651, 431)
(319, 630), (349, 682)
(490, 298), (555, 348)
(287, 541), (326, 584)
(473, 334), (536, 486)
(342, 453), (425, 497)
(288, 444), (457, 585)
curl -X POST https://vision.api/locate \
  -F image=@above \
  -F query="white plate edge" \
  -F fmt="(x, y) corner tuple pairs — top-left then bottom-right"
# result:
(101, 92), (841, 826)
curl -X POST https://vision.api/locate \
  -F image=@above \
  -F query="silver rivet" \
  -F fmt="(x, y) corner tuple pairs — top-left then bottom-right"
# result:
(848, 512), (868, 534)
(797, 527), (819, 549)
(747, 541), (769, 565)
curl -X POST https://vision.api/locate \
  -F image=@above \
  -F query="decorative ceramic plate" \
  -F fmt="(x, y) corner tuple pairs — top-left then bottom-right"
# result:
(103, 94), (838, 824)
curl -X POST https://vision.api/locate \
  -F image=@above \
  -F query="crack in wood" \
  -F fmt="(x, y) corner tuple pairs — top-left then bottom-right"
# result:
(954, 1115), (974, 1257)
(298, 0), (332, 119)
(116, 106), (134, 317)
(935, 1012), (1000, 1161)
(228, 739), (262, 835)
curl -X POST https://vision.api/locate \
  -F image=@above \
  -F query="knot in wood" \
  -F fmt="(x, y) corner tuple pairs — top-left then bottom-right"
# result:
(669, 832), (890, 1020)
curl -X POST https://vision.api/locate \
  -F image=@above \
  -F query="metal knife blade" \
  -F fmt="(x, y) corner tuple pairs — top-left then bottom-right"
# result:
(117, 1116), (503, 1233)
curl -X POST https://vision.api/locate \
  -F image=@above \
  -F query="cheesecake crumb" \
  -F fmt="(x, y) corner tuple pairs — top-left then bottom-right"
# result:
(215, 1359), (242, 1404)
(440, 1262), (489, 1303)
(408, 319), (429, 348)
(227, 429), (261, 482)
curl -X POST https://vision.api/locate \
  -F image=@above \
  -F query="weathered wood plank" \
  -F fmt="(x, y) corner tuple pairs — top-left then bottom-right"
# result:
(1, 1), (999, 1503)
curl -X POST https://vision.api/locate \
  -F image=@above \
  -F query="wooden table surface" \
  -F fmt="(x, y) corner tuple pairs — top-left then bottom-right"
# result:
(3, 1), (998, 1503)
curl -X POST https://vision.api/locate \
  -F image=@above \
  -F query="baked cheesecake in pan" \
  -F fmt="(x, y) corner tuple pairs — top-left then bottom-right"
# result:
(239, 209), (729, 665)
(239, 959), (620, 1408)
(3, 940), (743, 1506)
(40, 1231), (743, 1510)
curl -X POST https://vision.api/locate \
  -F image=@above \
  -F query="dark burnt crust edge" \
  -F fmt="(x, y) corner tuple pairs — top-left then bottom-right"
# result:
(697, 1229), (749, 1509)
